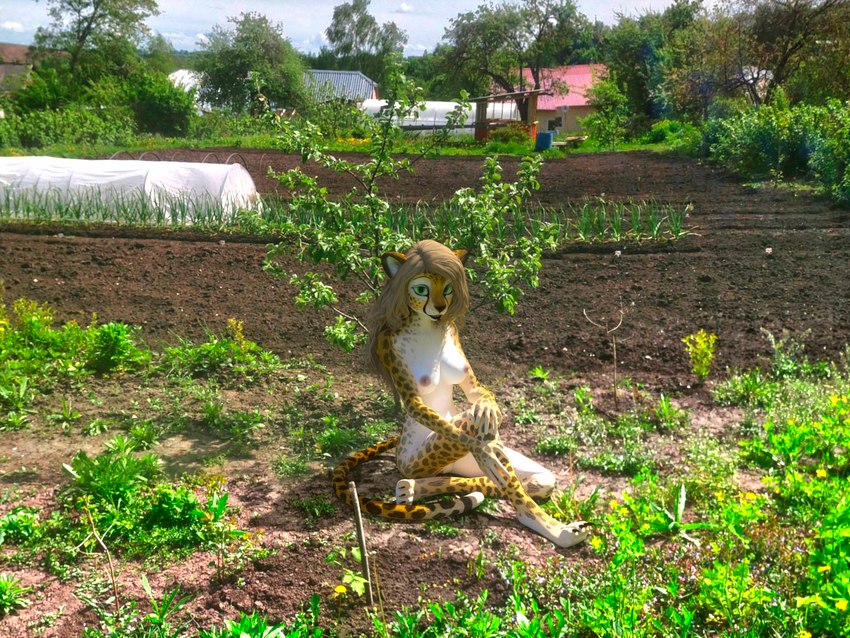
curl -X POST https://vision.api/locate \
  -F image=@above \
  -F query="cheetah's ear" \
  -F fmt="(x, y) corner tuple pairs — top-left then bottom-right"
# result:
(381, 252), (407, 278)
(453, 249), (469, 265)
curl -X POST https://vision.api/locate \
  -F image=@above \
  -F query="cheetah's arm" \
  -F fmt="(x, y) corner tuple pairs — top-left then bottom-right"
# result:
(451, 326), (502, 437)
(377, 330), (510, 487)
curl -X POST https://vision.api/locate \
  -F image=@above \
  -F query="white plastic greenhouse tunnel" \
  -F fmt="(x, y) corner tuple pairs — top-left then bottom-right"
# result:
(0, 156), (260, 224)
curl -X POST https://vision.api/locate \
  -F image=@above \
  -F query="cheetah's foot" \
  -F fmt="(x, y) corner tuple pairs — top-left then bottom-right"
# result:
(517, 510), (590, 548)
(396, 479), (485, 512)
(396, 479), (416, 505)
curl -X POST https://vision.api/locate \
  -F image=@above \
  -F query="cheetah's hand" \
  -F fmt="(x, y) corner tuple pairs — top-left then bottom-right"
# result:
(471, 399), (503, 439)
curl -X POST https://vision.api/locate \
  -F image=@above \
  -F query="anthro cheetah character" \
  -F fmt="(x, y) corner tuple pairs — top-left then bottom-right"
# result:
(332, 240), (588, 548)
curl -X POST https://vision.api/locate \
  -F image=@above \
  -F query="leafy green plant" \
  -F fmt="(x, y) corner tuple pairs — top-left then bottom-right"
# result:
(63, 443), (162, 509)
(47, 398), (82, 429)
(292, 496), (337, 526)
(201, 400), (265, 443)
(713, 368), (776, 408)
(200, 599), (324, 638)
(653, 394), (689, 430)
(273, 456), (311, 478)
(325, 546), (368, 597)
(0, 573), (31, 616)
(161, 319), (279, 382)
(682, 329), (717, 384)
(85, 322), (150, 373)
(0, 507), (40, 546)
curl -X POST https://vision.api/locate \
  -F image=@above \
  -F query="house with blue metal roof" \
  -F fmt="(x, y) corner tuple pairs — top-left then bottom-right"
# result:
(304, 70), (379, 103)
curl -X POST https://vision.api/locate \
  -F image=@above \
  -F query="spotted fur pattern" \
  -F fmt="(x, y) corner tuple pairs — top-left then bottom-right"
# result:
(331, 437), (483, 520)
(332, 242), (589, 546)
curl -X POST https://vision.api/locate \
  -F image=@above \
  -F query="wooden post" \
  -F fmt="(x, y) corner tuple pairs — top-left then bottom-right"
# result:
(348, 481), (375, 606)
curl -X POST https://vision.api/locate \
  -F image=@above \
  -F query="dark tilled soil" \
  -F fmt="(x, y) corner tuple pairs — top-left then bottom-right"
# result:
(1, 149), (849, 637)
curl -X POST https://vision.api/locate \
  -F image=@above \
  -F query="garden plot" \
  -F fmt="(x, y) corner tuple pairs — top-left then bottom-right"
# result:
(0, 150), (849, 637)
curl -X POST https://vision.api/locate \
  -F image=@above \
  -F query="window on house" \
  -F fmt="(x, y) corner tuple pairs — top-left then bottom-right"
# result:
(548, 116), (563, 131)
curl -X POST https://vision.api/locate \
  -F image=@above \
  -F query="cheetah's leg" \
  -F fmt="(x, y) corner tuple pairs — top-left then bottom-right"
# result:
(396, 410), (552, 503)
(417, 412), (589, 548)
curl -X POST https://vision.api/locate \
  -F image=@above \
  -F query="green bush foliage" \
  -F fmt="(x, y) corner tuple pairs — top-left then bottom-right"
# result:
(488, 123), (533, 144)
(124, 70), (196, 137)
(707, 99), (850, 204)
(0, 105), (135, 148)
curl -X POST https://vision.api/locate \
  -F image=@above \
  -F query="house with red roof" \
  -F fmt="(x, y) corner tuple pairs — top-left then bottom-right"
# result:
(521, 64), (606, 134)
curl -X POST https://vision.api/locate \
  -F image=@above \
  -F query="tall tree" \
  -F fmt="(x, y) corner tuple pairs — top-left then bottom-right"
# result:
(195, 12), (307, 113)
(324, 0), (408, 83)
(736, 0), (845, 104)
(662, 0), (848, 113)
(603, 0), (701, 120)
(34, 0), (159, 81)
(141, 32), (176, 75)
(442, 0), (589, 119)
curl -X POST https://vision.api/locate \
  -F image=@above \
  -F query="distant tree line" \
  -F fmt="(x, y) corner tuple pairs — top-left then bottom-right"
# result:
(1, 0), (848, 145)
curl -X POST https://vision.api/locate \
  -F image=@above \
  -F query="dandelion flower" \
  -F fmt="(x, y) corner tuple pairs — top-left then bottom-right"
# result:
(816, 469), (828, 479)
(836, 599), (848, 612)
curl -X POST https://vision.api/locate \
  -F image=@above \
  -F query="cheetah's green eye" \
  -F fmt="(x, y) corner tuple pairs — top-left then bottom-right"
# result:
(412, 285), (429, 297)
(444, 284), (453, 296)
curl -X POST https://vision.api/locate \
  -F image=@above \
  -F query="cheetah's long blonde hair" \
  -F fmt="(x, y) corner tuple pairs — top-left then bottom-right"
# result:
(366, 240), (470, 389)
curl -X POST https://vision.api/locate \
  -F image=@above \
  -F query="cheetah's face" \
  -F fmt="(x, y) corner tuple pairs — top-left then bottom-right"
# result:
(407, 274), (453, 322)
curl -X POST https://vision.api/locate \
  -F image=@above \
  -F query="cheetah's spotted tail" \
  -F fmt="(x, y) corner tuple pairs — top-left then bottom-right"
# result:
(332, 438), (482, 521)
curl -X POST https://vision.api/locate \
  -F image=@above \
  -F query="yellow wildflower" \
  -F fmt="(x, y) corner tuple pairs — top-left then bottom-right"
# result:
(609, 499), (620, 510)
(796, 631), (812, 638)
(589, 536), (603, 551)
(836, 599), (848, 612)
(817, 469), (828, 479)
(333, 584), (347, 596)
(744, 491), (758, 501)
(818, 565), (832, 573)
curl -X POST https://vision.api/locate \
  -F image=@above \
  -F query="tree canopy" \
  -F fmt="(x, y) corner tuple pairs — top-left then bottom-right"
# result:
(34, 0), (159, 82)
(441, 0), (592, 117)
(306, 0), (407, 85)
(195, 12), (308, 113)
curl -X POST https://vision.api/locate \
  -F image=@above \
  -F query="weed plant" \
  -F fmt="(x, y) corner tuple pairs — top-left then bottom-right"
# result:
(160, 319), (279, 383)
(0, 573), (30, 616)
(0, 294), (150, 428)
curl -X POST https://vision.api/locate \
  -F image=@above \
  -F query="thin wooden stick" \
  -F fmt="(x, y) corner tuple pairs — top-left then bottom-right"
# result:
(348, 481), (375, 606)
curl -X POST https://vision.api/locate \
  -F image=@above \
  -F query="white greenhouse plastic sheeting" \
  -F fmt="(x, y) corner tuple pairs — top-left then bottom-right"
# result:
(0, 156), (259, 221)
(360, 99), (519, 134)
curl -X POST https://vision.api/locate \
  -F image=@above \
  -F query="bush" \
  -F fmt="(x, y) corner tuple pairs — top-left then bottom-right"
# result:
(809, 100), (850, 204)
(124, 71), (196, 137)
(188, 110), (276, 139)
(706, 99), (850, 205)
(10, 106), (135, 148)
(489, 123), (533, 144)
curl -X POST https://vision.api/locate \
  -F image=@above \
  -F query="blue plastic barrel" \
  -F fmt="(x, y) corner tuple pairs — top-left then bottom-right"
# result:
(535, 131), (554, 152)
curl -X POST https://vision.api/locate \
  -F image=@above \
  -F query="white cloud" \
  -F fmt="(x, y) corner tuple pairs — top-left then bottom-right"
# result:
(399, 2), (414, 12)
(1, 20), (25, 32)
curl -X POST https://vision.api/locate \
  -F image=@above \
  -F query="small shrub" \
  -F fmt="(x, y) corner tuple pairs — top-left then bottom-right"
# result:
(85, 322), (150, 373)
(682, 329), (717, 384)
(488, 123), (533, 145)
(125, 70), (196, 137)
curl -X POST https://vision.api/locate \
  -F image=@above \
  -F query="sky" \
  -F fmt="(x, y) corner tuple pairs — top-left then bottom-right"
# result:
(1, 0), (685, 56)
